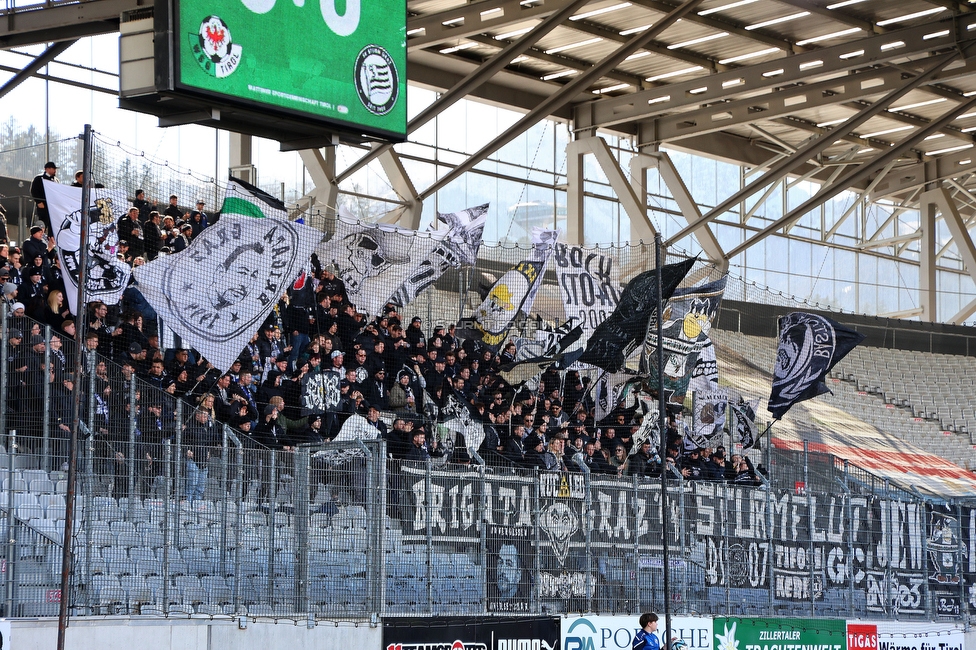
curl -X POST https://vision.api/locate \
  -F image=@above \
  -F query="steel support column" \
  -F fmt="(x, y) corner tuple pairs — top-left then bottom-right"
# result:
(376, 149), (422, 228)
(631, 151), (728, 269)
(922, 188), (976, 323)
(297, 147), (339, 227)
(566, 137), (656, 244)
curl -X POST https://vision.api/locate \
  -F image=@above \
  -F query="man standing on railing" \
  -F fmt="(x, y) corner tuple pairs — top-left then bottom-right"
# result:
(29, 161), (58, 233)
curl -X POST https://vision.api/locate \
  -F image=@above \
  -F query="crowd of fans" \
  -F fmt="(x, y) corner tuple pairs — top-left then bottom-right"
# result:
(11, 166), (762, 504)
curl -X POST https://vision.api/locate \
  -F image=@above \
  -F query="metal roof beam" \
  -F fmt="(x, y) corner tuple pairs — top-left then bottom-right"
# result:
(629, 0), (799, 51)
(775, 0), (879, 33)
(725, 96), (976, 259)
(664, 50), (958, 246)
(0, 40), (75, 99)
(419, 0), (706, 201)
(406, 0), (580, 51)
(644, 55), (976, 148)
(869, 149), (976, 200)
(573, 15), (976, 133)
(0, 0), (135, 48)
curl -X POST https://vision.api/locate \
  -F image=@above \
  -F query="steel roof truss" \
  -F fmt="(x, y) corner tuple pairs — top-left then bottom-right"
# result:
(724, 95), (976, 260)
(574, 15), (976, 132)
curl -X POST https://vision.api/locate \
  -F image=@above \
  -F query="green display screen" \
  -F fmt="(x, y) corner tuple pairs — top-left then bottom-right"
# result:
(176, 0), (406, 139)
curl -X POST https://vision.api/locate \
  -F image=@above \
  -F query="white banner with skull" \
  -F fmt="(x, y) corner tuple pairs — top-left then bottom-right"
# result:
(316, 216), (445, 317)
(44, 181), (133, 315)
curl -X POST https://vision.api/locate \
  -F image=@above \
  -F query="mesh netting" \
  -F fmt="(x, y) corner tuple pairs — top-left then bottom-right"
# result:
(0, 133), (969, 622)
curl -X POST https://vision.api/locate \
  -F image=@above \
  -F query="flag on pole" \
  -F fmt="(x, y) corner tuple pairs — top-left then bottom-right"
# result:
(498, 321), (584, 387)
(315, 217), (446, 317)
(577, 258), (694, 373)
(641, 275), (727, 406)
(692, 387), (728, 446)
(389, 203), (488, 308)
(220, 177), (288, 220)
(767, 312), (864, 419)
(44, 181), (132, 315)
(467, 228), (557, 348)
(731, 398), (760, 449)
(135, 215), (320, 372)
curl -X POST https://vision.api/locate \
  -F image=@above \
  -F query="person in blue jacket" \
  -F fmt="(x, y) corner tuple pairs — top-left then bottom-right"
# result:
(633, 613), (660, 650)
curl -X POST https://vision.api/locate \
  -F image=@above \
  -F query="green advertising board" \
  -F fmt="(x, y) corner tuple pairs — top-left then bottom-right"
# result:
(713, 618), (846, 650)
(175, 0), (406, 139)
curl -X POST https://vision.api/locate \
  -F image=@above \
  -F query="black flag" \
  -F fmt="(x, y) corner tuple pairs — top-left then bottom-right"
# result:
(767, 312), (864, 419)
(576, 258), (694, 372)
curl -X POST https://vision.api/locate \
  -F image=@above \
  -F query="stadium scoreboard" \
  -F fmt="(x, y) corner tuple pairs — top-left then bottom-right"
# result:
(119, 0), (406, 146)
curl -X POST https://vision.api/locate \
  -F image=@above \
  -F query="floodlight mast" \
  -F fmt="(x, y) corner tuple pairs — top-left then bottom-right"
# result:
(57, 123), (93, 650)
(656, 234), (673, 650)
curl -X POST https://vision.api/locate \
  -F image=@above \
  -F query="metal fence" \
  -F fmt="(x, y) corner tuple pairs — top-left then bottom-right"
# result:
(0, 304), (972, 622)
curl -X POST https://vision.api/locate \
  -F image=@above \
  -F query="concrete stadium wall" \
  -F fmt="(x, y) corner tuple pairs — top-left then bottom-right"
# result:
(3, 616), (381, 650)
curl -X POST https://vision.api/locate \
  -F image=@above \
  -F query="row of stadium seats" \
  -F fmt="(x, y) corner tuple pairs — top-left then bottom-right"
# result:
(711, 330), (976, 469)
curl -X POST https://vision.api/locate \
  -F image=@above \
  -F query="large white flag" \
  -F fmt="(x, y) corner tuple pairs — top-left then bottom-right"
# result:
(553, 243), (623, 348)
(315, 217), (444, 317)
(389, 203), (488, 308)
(45, 181), (132, 315)
(134, 215), (320, 372)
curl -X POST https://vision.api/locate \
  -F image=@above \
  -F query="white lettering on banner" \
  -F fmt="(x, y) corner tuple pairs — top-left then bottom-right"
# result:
(553, 244), (622, 344)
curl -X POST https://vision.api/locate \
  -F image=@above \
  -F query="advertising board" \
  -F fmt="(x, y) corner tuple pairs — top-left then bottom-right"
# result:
(385, 616), (561, 650)
(175, 0), (406, 139)
(562, 615), (712, 650)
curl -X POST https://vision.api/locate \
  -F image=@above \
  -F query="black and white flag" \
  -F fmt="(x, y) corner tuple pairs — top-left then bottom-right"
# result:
(135, 215), (320, 372)
(692, 387), (728, 445)
(498, 319), (584, 387)
(301, 371), (342, 415)
(577, 258), (694, 372)
(439, 389), (485, 459)
(629, 395), (660, 456)
(767, 312), (864, 419)
(315, 217), (444, 317)
(642, 275), (726, 406)
(553, 243), (623, 349)
(468, 228), (557, 348)
(389, 204), (488, 308)
(44, 181), (132, 314)
(731, 398), (760, 449)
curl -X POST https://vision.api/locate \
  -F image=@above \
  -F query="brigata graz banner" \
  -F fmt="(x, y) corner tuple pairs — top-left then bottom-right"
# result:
(397, 465), (976, 615)
(384, 616), (560, 650)
(176, 0), (406, 138)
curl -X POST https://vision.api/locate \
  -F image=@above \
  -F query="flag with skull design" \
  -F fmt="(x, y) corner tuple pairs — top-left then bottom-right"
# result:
(767, 312), (864, 419)
(314, 216), (449, 317)
(44, 181), (133, 315)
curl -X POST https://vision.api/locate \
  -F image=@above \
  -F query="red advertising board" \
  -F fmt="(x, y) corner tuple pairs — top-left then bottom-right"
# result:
(848, 624), (878, 650)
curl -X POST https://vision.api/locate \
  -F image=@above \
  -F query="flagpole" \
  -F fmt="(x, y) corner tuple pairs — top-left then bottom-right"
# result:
(655, 234), (674, 650)
(58, 123), (93, 650)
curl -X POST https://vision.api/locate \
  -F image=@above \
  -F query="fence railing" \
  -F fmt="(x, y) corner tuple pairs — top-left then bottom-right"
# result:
(0, 426), (973, 621)
(0, 309), (971, 621)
